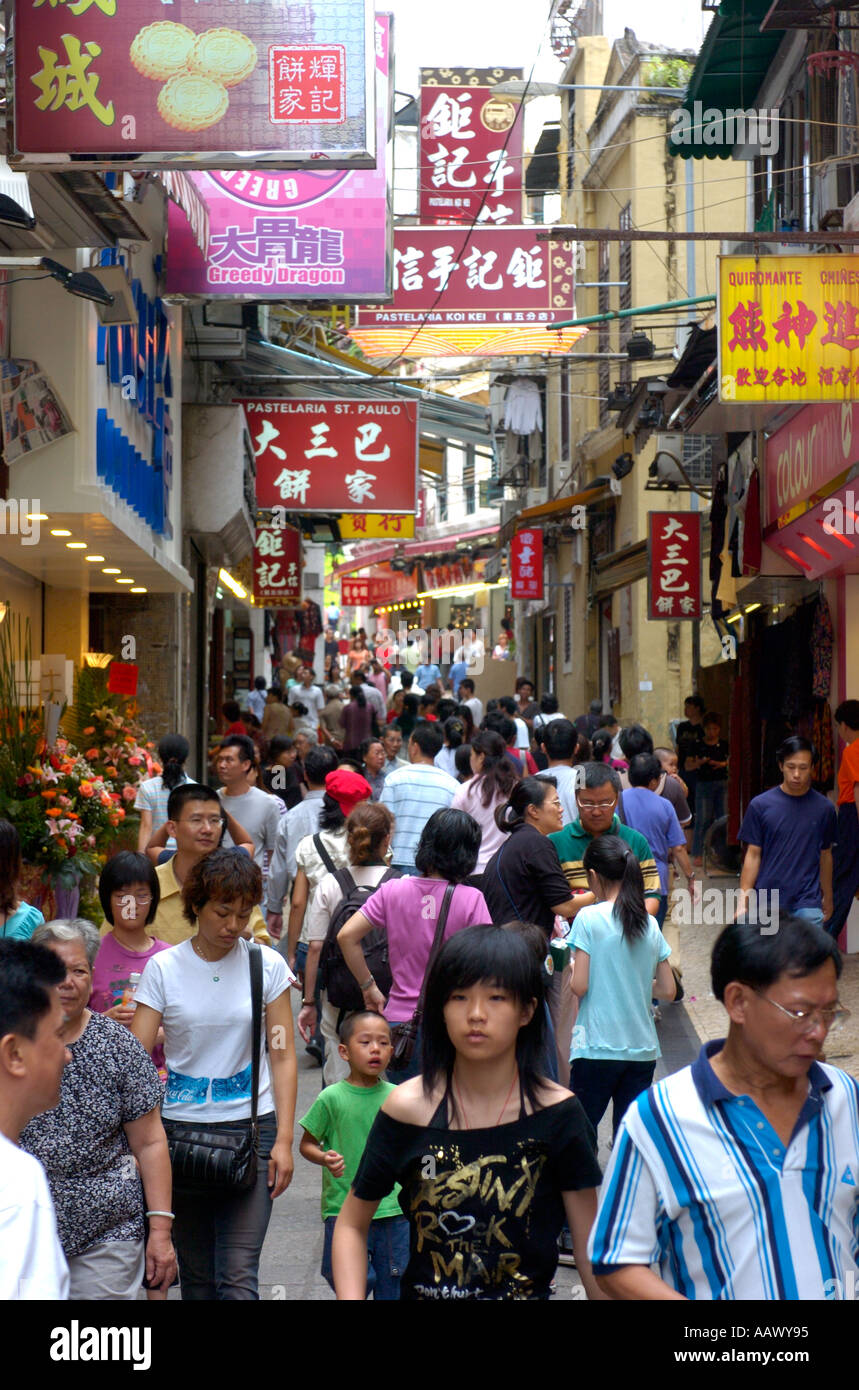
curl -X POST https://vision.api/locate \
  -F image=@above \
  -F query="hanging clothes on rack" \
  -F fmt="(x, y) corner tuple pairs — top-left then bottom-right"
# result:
(503, 378), (542, 434)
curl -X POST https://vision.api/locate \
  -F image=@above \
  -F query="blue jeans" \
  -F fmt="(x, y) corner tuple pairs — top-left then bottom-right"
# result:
(172, 1112), (278, 1301)
(654, 894), (669, 930)
(295, 942), (325, 1058)
(793, 907), (824, 928)
(692, 780), (726, 857)
(322, 1214), (409, 1299)
(391, 864), (417, 877)
(385, 1024), (422, 1083)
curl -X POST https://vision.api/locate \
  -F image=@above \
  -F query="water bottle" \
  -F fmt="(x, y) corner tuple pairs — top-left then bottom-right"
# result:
(121, 971), (142, 1010)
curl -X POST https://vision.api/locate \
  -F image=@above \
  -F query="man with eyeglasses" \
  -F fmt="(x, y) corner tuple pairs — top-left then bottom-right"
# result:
(591, 915), (859, 1300)
(549, 763), (662, 919)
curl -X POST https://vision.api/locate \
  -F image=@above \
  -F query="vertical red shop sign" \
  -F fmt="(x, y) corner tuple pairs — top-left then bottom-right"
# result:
(419, 68), (524, 226)
(510, 528), (543, 600)
(253, 523), (301, 604)
(647, 511), (701, 620)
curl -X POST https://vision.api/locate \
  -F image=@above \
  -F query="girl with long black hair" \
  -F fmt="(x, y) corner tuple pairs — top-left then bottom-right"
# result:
(569, 834), (676, 1139)
(451, 729), (519, 871)
(342, 683), (373, 755)
(332, 924), (604, 1301)
(135, 734), (190, 852)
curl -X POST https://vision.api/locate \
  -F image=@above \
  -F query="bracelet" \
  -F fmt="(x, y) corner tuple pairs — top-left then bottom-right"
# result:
(145, 1210), (175, 1220)
(301, 998), (316, 1007)
(359, 975), (375, 991)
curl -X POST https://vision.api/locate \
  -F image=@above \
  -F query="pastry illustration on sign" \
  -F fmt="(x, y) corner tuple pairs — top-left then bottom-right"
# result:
(131, 24), (258, 131)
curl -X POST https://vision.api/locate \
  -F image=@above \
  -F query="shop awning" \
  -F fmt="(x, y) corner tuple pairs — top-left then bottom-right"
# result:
(332, 523), (500, 579)
(497, 483), (613, 549)
(668, 0), (787, 161)
(592, 540), (649, 599)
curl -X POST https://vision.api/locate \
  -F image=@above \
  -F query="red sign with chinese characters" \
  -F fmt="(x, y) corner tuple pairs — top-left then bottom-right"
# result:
(11, 0), (373, 168)
(647, 511), (702, 621)
(419, 68), (523, 226)
(107, 663), (139, 696)
(510, 528), (543, 601)
(342, 567), (416, 607)
(237, 399), (418, 513)
(253, 523), (301, 605)
(355, 226), (575, 327)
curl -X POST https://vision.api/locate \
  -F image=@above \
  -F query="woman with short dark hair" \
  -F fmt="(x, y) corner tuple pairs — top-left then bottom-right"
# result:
(92, 852), (167, 1038)
(0, 819), (44, 940)
(337, 809), (490, 1083)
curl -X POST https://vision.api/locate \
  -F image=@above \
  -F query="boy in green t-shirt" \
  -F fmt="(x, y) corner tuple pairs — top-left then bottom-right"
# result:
(299, 1010), (409, 1299)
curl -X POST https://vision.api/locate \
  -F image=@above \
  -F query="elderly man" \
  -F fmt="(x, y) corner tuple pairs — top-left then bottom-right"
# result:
(549, 762), (661, 919)
(591, 915), (858, 1300)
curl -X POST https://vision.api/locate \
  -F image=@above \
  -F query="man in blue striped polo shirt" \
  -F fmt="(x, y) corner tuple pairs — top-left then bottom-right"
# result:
(380, 722), (459, 874)
(591, 916), (859, 1300)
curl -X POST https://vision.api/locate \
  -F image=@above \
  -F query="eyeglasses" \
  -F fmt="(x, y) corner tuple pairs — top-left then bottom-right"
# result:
(112, 891), (152, 905)
(755, 991), (850, 1033)
(576, 797), (617, 811)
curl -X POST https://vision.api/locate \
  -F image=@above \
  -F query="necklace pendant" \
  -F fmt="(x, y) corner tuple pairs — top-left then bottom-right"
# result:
(212, 975), (220, 982)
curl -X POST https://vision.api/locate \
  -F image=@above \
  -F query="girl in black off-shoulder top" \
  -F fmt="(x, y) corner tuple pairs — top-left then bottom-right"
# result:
(331, 924), (605, 1302)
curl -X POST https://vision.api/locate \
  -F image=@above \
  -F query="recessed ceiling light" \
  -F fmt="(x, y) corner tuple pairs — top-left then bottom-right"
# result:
(27, 513), (48, 521)
(130, 586), (147, 593)
(115, 578), (134, 584)
(50, 528), (72, 537)
(102, 567), (121, 574)
(66, 541), (87, 549)
(85, 555), (105, 562)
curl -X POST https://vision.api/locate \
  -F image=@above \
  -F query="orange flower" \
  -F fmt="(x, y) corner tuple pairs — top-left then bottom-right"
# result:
(45, 807), (64, 818)
(79, 781), (94, 798)
(83, 727), (95, 736)
(85, 748), (99, 760)
(65, 812), (80, 821)
(105, 766), (118, 777)
(40, 789), (57, 800)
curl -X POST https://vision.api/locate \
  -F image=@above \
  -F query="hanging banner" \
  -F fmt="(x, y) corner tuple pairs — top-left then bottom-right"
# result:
(239, 398), (418, 513)
(647, 511), (702, 620)
(510, 528), (543, 601)
(338, 512), (415, 539)
(165, 13), (392, 298)
(342, 567), (416, 606)
(719, 255), (859, 404)
(355, 225), (574, 328)
(253, 522), (301, 605)
(419, 68), (523, 227)
(11, 0), (375, 170)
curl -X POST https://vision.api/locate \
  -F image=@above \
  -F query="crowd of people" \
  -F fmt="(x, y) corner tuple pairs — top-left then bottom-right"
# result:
(2, 633), (859, 1304)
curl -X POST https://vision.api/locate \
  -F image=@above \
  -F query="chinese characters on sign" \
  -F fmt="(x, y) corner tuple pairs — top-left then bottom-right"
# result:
(238, 399), (418, 513)
(355, 226), (575, 328)
(338, 513), (416, 539)
(12, 0), (374, 169)
(342, 568), (416, 606)
(647, 511), (701, 621)
(719, 256), (859, 403)
(510, 528), (543, 601)
(253, 522), (301, 605)
(419, 68), (524, 227)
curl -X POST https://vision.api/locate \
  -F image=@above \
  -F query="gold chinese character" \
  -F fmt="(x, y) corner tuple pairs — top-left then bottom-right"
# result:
(31, 36), (116, 127)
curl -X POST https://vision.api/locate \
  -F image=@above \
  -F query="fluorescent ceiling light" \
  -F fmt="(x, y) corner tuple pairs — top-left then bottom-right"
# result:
(218, 568), (247, 599)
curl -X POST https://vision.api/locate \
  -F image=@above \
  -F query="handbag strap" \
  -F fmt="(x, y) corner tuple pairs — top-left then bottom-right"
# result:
(495, 841), (523, 921)
(411, 882), (456, 1029)
(248, 942), (263, 1129)
(313, 832), (337, 875)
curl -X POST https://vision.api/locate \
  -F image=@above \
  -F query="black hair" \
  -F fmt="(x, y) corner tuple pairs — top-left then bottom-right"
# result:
(591, 729), (615, 764)
(400, 671), (414, 690)
(157, 734), (190, 791)
(703, 711), (722, 727)
(442, 716), (465, 751)
(360, 736), (384, 760)
(267, 735), (294, 760)
(588, 698), (603, 715)
(338, 1009), (392, 1045)
(581, 761), (622, 794)
(0, 820), (22, 916)
(459, 677), (475, 694)
(498, 918), (548, 965)
(167, 781), (221, 821)
(515, 677), (534, 693)
(437, 698), (458, 724)
(455, 703), (475, 742)
(777, 735), (815, 763)
(483, 710), (517, 747)
(542, 718), (576, 761)
(318, 793), (347, 833)
(98, 851), (160, 926)
(711, 916), (842, 1002)
(498, 695), (518, 717)
(495, 776), (556, 832)
(291, 701), (308, 718)
(410, 721), (444, 759)
(421, 925), (547, 1116)
(0, 938), (66, 1041)
(582, 834), (648, 942)
(835, 700), (859, 731)
(685, 694), (705, 712)
(485, 698), (498, 713)
(539, 692), (559, 714)
(349, 683), (366, 708)
(268, 686), (284, 698)
(471, 729), (518, 806)
(628, 753), (663, 788)
(304, 745), (339, 787)
(414, 808), (481, 881)
(619, 723), (653, 760)
(574, 734), (592, 764)
(219, 734), (256, 769)
(254, 676), (267, 690)
(598, 714), (618, 729)
(222, 700), (241, 722)
(454, 743), (473, 780)
(399, 693), (419, 739)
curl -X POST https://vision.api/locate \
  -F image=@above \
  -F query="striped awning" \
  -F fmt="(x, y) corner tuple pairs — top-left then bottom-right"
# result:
(347, 324), (587, 359)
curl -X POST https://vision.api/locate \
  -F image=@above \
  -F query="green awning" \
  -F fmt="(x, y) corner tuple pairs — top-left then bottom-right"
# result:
(668, 0), (786, 160)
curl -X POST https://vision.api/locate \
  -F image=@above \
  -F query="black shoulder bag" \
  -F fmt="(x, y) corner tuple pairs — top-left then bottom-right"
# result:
(313, 832), (337, 875)
(389, 883), (455, 1069)
(164, 942), (263, 1196)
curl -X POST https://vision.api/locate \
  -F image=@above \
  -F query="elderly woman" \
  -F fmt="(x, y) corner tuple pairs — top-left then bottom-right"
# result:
(19, 918), (176, 1300)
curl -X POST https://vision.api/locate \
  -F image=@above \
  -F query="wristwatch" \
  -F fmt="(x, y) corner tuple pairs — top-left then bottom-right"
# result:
(301, 998), (315, 1007)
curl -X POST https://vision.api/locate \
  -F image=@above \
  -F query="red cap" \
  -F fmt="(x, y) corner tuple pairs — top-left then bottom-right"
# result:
(325, 768), (373, 817)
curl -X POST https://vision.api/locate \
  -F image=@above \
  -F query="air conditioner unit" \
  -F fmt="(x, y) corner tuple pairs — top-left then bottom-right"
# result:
(813, 158), (859, 228)
(652, 433), (716, 488)
(500, 498), (522, 528)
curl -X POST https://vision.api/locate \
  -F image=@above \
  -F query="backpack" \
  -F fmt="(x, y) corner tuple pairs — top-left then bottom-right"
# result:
(319, 865), (400, 1011)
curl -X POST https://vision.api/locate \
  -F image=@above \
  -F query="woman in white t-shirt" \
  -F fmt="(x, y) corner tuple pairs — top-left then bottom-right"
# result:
(132, 849), (296, 1301)
(298, 802), (395, 1086)
(135, 734), (190, 854)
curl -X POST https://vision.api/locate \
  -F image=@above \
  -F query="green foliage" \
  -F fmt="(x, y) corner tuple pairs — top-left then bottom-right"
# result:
(642, 58), (693, 90)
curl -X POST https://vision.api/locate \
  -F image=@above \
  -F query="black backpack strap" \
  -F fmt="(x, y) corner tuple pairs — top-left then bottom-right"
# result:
(332, 865), (357, 898)
(248, 942), (263, 1130)
(313, 833), (337, 875)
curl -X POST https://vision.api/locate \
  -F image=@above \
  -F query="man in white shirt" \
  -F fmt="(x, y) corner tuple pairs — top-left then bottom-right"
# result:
(216, 734), (282, 865)
(459, 677), (483, 728)
(287, 666), (325, 731)
(264, 745), (339, 930)
(0, 940), (70, 1299)
(247, 676), (268, 723)
(536, 718), (581, 825)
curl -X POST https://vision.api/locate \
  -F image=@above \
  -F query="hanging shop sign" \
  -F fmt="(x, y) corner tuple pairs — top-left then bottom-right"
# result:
(355, 225), (574, 327)
(165, 13), (392, 298)
(253, 522), (301, 605)
(647, 511), (701, 620)
(342, 566), (416, 607)
(719, 255), (859, 404)
(421, 559), (475, 591)
(510, 528), (543, 601)
(764, 402), (858, 527)
(239, 398), (418, 513)
(338, 512), (415, 539)
(10, 0), (375, 170)
(419, 68), (523, 227)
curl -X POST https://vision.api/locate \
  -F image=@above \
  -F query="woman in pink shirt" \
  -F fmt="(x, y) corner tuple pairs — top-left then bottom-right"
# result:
(337, 808), (489, 1081)
(451, 730), (520, 871)
(91, 852), (170, 1075)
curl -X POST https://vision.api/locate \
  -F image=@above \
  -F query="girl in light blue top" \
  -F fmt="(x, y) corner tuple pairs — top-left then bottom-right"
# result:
(0, 820), (44, 941)
(568, 834), (675, 1139)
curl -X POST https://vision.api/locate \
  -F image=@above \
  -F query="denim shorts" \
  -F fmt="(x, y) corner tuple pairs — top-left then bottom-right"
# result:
(321, 1213), (409, 1300)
